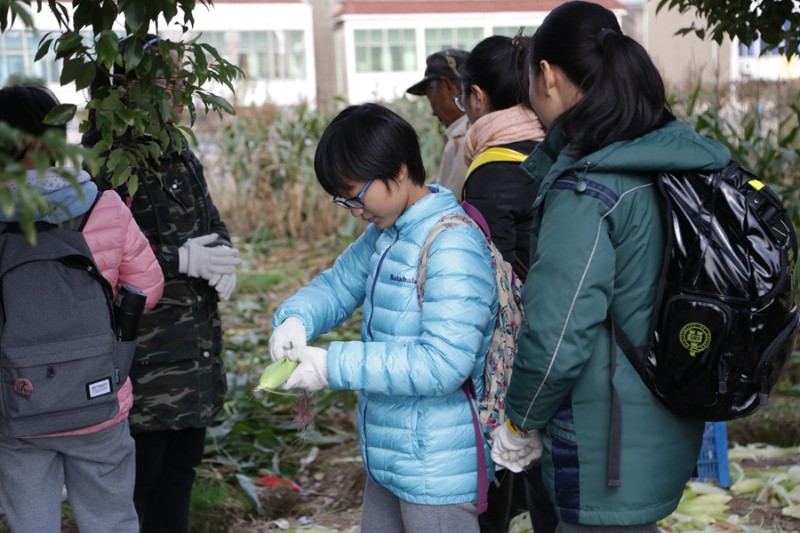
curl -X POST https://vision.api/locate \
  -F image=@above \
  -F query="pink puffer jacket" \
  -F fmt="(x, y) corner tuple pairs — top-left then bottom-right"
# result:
(46, 191), (164, 437)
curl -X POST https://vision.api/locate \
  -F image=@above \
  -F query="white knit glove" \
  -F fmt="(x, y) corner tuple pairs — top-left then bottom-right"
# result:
(268, 317), (307, 361)
(490, 420), (543, 473)
(282, 346), (328, 391)
(209, 271), (237, 301)
(178, 234), (241, 281)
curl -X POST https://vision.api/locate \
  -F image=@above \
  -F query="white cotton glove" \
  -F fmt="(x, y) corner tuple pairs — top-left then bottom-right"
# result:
(268, 317), (307, 361)
(178, 234), (242, 281)
(282, 346), (328, 391)
(490, 420), (543, 473)
(209, 271), (237, 301)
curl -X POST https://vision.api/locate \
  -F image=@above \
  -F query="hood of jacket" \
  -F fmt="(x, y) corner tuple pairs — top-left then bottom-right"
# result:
(1, 168), (98, 224)
(523, 120), (731, 208)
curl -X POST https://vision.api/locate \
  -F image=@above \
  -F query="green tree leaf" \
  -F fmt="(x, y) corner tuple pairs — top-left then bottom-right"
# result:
(95, 30), (119, 69)
(9, 1), (34, 30)
(658, 0), (800, 58)
(43, 103), (77, 125)
(122, 36), (144, 70)
(60, 57), (81, 84)
(34, 37), (53, 61)
(55, 32), (83, 57)
(122, 0), (146, 31)
(0, 3), (9, 32)
(75, 61), (96, 90)
(73, 0), (96, 31)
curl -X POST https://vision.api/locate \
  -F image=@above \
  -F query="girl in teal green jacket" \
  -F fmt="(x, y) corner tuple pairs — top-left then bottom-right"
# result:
(492, 1), (731, 530)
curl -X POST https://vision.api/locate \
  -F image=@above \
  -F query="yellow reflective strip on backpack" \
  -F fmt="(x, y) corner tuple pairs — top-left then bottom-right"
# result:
(748, 179), (764, 191)
(462, 147), (528, 200)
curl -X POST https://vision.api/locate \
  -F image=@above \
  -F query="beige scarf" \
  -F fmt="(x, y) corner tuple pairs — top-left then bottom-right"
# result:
(463, 104), (546, 166)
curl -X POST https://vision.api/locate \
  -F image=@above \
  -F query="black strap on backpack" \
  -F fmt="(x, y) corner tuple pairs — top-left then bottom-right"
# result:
(78, 190), (103, 231)
(605, 314), (621, 487)
(604, 313), (647, 487)
(74, 192), (117, 330)
(50, 191), (114, 310)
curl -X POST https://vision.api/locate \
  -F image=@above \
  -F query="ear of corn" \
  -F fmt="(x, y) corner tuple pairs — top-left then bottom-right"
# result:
(788, 465), (800, 484)
(255, 359), (299, 392)
(783, 504), (800, 519)
(730, 477), (763, 495)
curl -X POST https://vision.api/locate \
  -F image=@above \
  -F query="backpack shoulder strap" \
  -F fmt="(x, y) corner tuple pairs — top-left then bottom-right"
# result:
(462, 379), (489, 514)
(416, 213), (473, 306)
(77, 191), (104, 232)
(415, 213), (492, 515)
(460, 201), (493, 240)
(462, 147), (529, 201)
(603, 313), (654, 488)
(55, 190), (115, 309)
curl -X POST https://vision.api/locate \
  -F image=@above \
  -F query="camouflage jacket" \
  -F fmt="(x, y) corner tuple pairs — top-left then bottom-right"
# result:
(95, 138), (230, 433)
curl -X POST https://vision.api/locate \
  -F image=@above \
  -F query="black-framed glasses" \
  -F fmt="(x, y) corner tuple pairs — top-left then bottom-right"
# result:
(453, 92), (466, 113)
(332, 179), (374, 209)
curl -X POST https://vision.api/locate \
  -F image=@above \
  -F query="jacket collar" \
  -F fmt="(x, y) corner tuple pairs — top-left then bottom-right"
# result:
(387, 185), (460, 239)
(445, 114), (468, 140)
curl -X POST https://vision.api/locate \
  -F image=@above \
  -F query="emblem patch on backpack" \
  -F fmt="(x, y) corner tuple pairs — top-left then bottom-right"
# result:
(678, 322), (711, 357)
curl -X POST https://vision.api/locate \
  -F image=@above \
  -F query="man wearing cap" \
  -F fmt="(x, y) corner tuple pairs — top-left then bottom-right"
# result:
(406, 49), (469, 196)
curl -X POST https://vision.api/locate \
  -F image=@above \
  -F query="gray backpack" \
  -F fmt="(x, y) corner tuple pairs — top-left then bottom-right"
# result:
(0, 198), (136, 436)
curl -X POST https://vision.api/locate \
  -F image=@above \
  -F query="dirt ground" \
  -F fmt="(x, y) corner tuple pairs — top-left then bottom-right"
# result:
(1, 437), (798, 532)
(230, 442), (365, 532)
(222, 448), (800, 533)
(726, 495), (800, 533)
(0, 444), (366, 533)
(1, 453), (798, 532)
(722, 453), (800, 533)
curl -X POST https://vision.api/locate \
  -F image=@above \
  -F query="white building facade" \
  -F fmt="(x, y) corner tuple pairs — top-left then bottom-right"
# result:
(733, 39), (800, 82)
(2, 0), (797, 109)
(0, 0), (317, 107)
(188, 0), (317, 106)
(331, 0), (625, 104)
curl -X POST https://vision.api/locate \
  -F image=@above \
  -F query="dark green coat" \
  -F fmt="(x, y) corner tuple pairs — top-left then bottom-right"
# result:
(95, 135), (230, 433)
(506, 120), (730, 525)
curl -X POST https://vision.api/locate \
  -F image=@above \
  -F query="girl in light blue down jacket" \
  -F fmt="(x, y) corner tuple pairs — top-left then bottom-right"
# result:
(268, 103), (498, 533)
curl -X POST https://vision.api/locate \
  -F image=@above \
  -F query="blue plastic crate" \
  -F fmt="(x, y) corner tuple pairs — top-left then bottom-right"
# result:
(692, 421), (730, 488)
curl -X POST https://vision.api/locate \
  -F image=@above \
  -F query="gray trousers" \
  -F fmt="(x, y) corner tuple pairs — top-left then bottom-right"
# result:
(0, 420), (138, 533)
(360, 477), (480, 533)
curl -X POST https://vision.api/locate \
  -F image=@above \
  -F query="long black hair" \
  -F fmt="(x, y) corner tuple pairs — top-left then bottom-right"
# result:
(530, 1), (674, 156)
(461, 34), (532, 111)
(314, 103), (425, 197)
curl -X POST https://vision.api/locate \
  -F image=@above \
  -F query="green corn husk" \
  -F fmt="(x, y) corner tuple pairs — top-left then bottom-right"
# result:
(255, 359), (299, 392)
(783, 504), (800, 519)
(730, 477), (764, 495)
